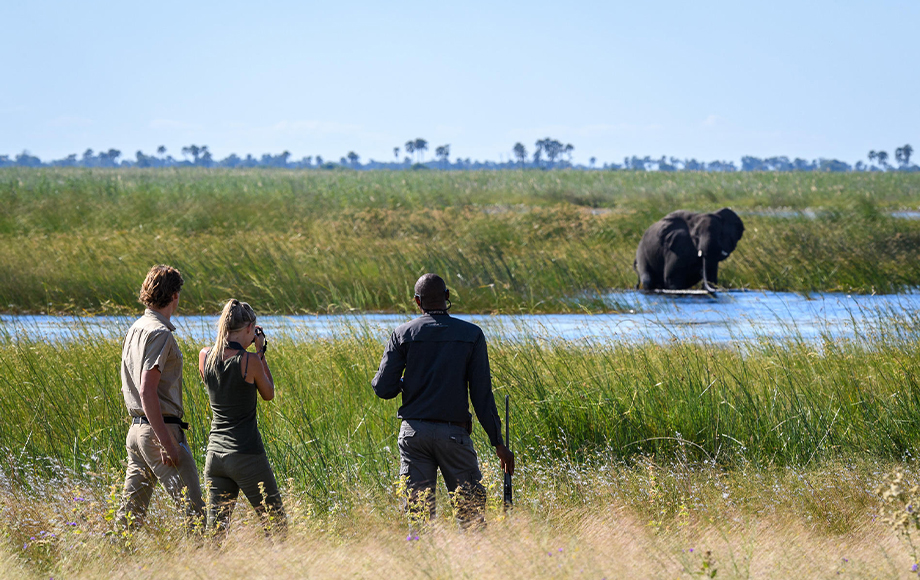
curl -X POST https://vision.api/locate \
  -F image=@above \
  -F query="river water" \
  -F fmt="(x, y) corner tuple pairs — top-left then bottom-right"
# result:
(1, 291), (918, 345)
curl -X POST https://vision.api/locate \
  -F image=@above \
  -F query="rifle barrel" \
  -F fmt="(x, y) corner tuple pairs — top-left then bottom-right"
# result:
(505, 394), (509, 448)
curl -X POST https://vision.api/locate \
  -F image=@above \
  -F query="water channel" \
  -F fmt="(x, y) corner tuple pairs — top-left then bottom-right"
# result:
(2, 291), (918, 346)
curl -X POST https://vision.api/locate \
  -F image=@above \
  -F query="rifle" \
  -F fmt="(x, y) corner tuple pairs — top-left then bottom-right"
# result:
(503, 394), (513, 511)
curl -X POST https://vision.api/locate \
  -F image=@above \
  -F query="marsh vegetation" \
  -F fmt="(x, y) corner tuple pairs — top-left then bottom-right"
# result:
(4, 169), (920, 577)
(1, 169), (919, 313)
(4, 332), (920, 577)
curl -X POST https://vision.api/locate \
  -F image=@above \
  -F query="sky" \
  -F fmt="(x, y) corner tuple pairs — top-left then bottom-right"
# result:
(1, 0), (917, 166)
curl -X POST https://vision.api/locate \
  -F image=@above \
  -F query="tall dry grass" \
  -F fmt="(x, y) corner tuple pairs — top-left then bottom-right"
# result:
(2, 454), (916, 579)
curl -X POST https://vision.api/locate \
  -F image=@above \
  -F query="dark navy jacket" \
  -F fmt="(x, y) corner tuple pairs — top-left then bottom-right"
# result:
(371, 313), (504, 447)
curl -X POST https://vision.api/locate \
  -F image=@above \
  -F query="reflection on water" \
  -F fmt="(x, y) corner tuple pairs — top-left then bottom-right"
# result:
(1, 291), (918, 346)
(603, 290), (919, 344)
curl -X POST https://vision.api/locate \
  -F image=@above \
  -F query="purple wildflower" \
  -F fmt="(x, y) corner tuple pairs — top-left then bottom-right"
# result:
(913, 563), (918, 572)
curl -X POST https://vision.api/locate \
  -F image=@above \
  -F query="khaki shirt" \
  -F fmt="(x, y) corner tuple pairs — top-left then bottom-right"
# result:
(120, 309), (184, 418)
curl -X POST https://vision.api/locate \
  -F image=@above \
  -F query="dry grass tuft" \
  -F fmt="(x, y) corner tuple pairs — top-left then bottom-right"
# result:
(3, 460), (919, 579)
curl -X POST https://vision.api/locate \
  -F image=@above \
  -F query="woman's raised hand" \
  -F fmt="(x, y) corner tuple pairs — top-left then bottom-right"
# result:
(254, 325), (266, 352)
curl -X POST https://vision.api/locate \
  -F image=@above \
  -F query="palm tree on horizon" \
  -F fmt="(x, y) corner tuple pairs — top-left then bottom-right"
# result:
(435, 144), (450, 169)
(413, 138), (428, 163)
(513, 142), (527, 169)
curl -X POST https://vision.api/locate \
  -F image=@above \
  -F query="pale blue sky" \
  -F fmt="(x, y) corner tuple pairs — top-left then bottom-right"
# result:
(2, 1), (917, 165)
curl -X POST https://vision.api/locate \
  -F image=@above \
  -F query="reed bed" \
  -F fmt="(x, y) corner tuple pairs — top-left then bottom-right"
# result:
(4, 320), (920, 576)
(1, 169), (919, 313)
(3, 169), (919, 231)
(3, 328), (920, 495)
(4, 168), (920, 576)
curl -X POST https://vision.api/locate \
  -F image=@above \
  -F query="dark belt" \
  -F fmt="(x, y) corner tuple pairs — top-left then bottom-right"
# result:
(414, 418), (473, 433)
(132, 416), (190, 430)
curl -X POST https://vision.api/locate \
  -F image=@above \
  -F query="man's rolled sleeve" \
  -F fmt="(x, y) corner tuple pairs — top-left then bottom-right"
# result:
(371, 333), (406, 400)
(142, 330), (171, 372)
(467, 333), (504, 447)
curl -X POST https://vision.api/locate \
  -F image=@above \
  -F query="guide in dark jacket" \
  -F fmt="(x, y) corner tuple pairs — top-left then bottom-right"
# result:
(372, 273), (514, 525)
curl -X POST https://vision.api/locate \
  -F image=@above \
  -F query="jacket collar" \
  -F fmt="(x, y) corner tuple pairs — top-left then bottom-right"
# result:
(423, 309), (450, 316)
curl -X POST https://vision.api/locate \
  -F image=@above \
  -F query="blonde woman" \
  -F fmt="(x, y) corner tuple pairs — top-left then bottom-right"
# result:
(198, 299), (284, 532)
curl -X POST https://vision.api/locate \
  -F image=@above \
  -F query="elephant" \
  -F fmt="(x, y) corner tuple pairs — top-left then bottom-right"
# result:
(634, 208), (744, 292)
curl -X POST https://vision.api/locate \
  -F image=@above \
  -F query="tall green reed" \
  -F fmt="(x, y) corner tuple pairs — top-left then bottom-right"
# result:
(2, 168), (919, 235)
(1, 202), (918, 313)
(4, 324), (920, 505)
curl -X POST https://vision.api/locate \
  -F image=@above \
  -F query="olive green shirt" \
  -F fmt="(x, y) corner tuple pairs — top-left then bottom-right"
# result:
(120, 309), (184, 418)
(203, 350), (265, 455)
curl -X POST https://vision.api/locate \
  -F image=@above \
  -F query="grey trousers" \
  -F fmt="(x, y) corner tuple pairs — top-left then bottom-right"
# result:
(117, 423), (204, 529)
(398, 419), (486, 523)
(204, 450), (285, 532)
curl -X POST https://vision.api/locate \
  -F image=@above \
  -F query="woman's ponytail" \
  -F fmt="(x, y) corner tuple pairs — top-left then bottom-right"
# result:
(205, 299), (256, 375)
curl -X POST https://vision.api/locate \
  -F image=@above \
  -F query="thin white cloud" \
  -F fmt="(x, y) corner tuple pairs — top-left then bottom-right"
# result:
(1, 105), (30, 115)
(45, 116), (93, 128)
(149, 119), (201, 130)
(701, 114), (721, 127)
(431, 124), (466, 137)
(268, 120), (364, 135)
(508, 123), (665, 140)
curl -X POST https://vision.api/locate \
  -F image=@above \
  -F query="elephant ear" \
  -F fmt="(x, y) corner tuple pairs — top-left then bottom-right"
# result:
(714, 207), (744, 244)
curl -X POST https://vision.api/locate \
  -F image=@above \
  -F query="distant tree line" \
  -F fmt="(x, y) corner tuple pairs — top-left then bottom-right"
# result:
(1, 140), (916, 173)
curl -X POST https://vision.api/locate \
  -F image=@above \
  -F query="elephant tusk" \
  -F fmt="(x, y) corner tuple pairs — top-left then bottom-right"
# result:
(698, 250), (703, 257)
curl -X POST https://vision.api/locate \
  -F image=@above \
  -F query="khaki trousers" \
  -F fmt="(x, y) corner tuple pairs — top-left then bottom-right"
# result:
(116, 423), (204, 528)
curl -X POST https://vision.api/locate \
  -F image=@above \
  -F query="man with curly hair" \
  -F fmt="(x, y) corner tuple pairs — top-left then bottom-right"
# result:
(116, 265), (204, 529)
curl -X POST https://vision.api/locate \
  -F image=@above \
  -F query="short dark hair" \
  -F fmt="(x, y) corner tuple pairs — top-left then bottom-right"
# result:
(139, 265), (184, 309)
(414, 273), (447, 309)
